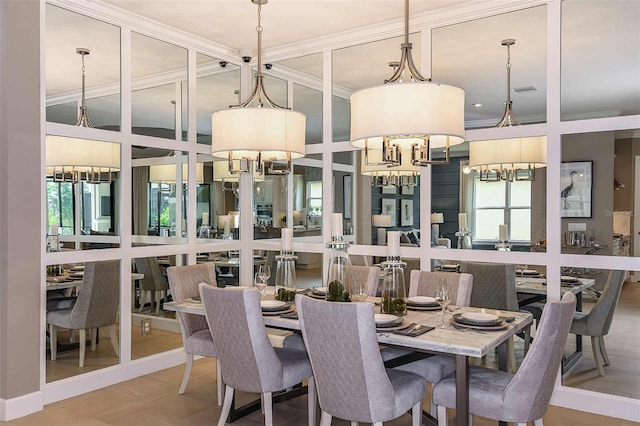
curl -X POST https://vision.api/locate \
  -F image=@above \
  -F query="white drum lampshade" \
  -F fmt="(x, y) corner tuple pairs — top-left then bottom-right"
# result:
(46, 136), (120, 176)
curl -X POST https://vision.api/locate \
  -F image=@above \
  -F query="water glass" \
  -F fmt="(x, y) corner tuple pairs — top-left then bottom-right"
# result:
(254, 271), (267, 297)
(435, 283), (451, 328)
(350, 279), (369, 303)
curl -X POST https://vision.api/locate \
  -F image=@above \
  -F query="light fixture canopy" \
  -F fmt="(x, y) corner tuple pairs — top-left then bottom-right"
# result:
(46, 48), (120, 183)
(468, 39), (547, 182)
(350, 0), (465, 167)
(211, 0), (306, 175)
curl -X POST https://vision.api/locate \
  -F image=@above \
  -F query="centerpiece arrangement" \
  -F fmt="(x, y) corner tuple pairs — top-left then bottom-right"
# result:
(326, 213), (351, 302)
(380, 231), (407, 315)
(274, 228), (297, 302)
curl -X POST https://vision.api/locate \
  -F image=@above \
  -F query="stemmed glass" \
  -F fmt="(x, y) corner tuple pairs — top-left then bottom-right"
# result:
(262, 265), (271, 285)
(254, 266), (268, 298)
(435, 282), (451, 329)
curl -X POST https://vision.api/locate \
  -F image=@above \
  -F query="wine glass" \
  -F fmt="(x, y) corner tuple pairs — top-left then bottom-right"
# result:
(435, 282), (451, 329)
(350, 279), (369, 303)
(262, 264), (271, 285)
(254, 271), (267, 298)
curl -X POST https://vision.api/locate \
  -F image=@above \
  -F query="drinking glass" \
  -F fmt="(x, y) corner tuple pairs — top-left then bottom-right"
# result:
(435, 283), (451, 329)
(262, 264), (271, 284)
(350, 279), (369, 303)
(254, 271), (267, 298)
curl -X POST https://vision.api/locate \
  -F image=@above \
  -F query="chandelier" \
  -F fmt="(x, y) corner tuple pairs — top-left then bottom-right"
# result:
(468, 39), (546, 182)
(211, 0), (305, 176)
(46, 48), (120, 183)
(361, 148), (419, 187)
(350, 0), (465, 167)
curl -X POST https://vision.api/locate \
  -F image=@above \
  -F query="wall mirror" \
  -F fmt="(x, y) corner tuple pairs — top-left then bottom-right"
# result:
(45, 259), (121, 382)
(131, 32), (188, 140)
(291, 154), (323, 243)
(131, 147), (188, 245)
(273, 53), (324, 145)
(561, 129), (639, 258)
(45, 4), (121, 130)
(560, 0), (640, 120)
(332, 151), (355, 241)
(432, 5), (547, 129)
(46, 139), (121, 251)
(558, 266), (638, 400)
(196, 53), (240, 145)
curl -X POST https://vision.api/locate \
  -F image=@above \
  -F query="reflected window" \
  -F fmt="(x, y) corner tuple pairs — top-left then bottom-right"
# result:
(47, 180), (75, 235)
(473, 178), (531, 242)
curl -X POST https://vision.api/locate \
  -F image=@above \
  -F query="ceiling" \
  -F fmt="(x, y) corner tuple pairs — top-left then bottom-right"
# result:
(46, 0), (640, 143)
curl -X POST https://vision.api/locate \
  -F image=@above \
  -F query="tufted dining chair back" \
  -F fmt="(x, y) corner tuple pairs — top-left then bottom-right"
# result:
(409, 270), (473, 306)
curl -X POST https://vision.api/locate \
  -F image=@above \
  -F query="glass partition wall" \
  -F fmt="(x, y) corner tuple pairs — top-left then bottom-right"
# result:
(40, 0), (640, 419)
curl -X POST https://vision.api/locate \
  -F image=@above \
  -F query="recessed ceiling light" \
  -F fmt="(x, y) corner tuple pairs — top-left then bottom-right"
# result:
(472, 103), (482, 107)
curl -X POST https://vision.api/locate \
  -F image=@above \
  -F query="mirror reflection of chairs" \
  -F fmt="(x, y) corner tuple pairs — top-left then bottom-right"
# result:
(134, 257), (170, 315)
(47, 260), (120, 367)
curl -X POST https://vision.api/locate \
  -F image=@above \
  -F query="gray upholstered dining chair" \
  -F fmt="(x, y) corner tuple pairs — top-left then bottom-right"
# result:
(460, 261), (531, 370)
(433, 292), (577, 426)
(47, 260), (120, 368)
(134, 256), (170, 315)
(408, 270), (473, 306)
(166, 263), (222, 405)
(296, 294), (426, 426)
(200, 284), (316, 426)
(570, 269), (626, 376)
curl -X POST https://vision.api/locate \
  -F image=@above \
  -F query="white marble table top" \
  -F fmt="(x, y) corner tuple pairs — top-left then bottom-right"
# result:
(516, 277), (595, 295)
(164, 297), (532, 359)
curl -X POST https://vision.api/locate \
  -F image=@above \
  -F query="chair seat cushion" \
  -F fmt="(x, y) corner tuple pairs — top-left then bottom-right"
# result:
(386, 368), (427, 419)
(46, 296), (77, 312)
(394, 354), (456, 383)
(47, 308), (74, 328)
(432, 365), (514, 420)
(569, 311), (589, 335)
(275, 347), (313, 389)
(380, 346), (413, 362)
(185, 329), (217, 357)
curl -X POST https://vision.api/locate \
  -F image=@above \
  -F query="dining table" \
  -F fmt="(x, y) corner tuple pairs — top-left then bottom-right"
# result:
(165, 291), (532, 426)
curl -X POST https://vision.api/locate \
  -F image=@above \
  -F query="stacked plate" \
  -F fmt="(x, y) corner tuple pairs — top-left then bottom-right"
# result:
(451, 312), (508, 330)
(406, 296), (441, 311)
(517, 269), (541, 276)
(70, 265), (84, 272)
(260, 300), (294, 316)
(69, 271), (84, 280)
(310, 287), (327, 299)
(440, 264), (459, 272)
(374, 314), (404, 329)
(561, 275), (580, 285)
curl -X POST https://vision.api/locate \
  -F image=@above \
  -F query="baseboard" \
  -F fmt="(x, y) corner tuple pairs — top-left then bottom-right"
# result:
(0, 391), (44, 421)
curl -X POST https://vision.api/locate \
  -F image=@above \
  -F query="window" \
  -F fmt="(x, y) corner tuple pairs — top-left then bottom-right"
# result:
(148, 182), (188, 236)
(46, 179), (75, 235)
(472, 178), (531, 242)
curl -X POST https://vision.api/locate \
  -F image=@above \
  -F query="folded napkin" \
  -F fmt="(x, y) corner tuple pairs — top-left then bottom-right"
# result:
(393, 325), (434, 337)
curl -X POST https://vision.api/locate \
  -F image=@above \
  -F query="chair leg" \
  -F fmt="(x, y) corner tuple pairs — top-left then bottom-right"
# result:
(320, 411), (332, 426)
(216, 358), (224, 406)
(373, 423), (383, 426)
(591, 336), (605, 376)
(179, 353), (194, 395)
(90, 328), (97, 351)
(307, 376), (316, 426)
(49, 324), (57, 360)
(534, 419), (544, 426)
(155, 290), (162, 315)
(79, 328), (86, 367)
(412, 401), (421, 426)
(263, 392), (273, 426)
(218, 385), (234, 426)
(350, 422), (358, 426)
(437, 405), (447, 425)
(107, 324), (120, 358)
(138, 291), (147, 312)
(598, 336), (610, 366)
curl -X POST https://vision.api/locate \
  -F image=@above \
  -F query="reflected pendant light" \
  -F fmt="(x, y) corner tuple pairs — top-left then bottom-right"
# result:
(361, 148), (420, 187)
(350, 0), (465, 167)
(211, 0), (306, 175)
(46, 48), (120, 183)
(468, 39), (546, 182)
(149, 163), (204, 184)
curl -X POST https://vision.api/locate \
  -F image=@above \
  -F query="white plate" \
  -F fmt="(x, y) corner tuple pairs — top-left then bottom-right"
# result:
(561, 275), (579, 282)
(70, 265), (84, 271)
(374, 313), (398, 325)
(441, 264), (459, 269)
(518, 269), (540, 275)
(461, 312), (499, 323)
(312, 287), (327, 294)
(261, 300), (286, 310)
(407, 296), (437, 305)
